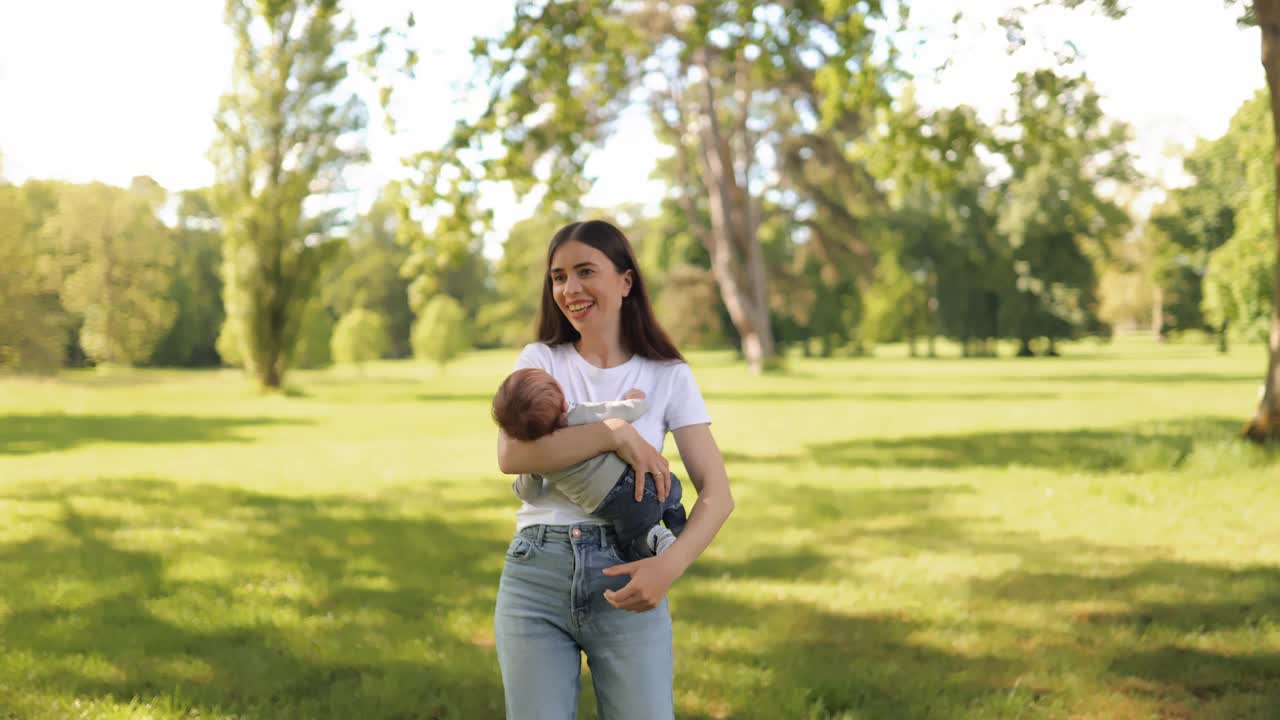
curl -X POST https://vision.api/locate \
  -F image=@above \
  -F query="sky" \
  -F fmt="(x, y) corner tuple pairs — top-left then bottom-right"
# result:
(0, 1), (1262, 256)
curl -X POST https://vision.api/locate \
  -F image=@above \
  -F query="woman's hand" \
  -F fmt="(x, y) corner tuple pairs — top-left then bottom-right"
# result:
(601, 553), (684, 612)
(604, 418), (670, 502)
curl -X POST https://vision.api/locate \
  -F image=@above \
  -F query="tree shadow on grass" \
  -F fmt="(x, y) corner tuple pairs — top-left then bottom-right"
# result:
(969, 561), (1280, 714)
(996, 372), (1260, 385)
(0, 414), (311, 456)
(678, 480), (1280, 718)
(798, 370), (1258, 385)
(1109, 647), (1280, 709)
(0, 477), (511, 719)
(37, 369), (229, 388)
(703, 390), (1059, 403)
(302, 375), (425, 387)
(676, 482), (1031, 717)
(4, 476), (1277, 718)
(414, 393), (499, 403)
(723, 417), (1263, 475)
(676, 591), (1023, 719)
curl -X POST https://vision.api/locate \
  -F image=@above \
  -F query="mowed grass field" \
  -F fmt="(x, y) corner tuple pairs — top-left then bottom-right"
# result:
(1, 335), (1278, 719)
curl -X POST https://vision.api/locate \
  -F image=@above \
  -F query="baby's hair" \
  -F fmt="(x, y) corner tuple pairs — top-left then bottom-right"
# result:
(492, 368), (566, 442)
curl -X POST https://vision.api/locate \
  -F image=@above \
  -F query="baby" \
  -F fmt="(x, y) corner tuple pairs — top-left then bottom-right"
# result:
(491, 367), (687, 561)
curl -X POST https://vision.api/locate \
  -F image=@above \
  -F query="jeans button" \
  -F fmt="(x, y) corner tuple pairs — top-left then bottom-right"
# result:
(571, 528), (581, 538)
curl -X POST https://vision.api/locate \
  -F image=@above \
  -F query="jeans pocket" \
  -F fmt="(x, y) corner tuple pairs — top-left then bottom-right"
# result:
(602, 543), (625, 565)
(505, 536), (535, 562)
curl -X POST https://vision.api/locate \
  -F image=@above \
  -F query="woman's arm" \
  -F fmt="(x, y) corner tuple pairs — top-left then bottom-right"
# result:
(662, 423), (733, 570)
(497, 418), (672, 480)
(602, 423), (733, 611)
(497, 422), (613, 475)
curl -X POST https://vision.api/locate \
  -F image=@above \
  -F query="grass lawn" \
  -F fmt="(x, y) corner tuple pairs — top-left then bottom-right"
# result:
(1, 334), (1278, 719)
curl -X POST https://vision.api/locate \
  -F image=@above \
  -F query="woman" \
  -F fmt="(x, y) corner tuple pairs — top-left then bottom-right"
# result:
(494, 219), (734, 719)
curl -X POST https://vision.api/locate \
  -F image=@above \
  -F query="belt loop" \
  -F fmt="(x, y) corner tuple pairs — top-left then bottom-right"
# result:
(535, 524), (547, 546)
(599, 527), (608, 549)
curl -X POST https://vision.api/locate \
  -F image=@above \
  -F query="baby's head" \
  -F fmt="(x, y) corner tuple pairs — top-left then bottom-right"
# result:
(492, 368), (569, 442)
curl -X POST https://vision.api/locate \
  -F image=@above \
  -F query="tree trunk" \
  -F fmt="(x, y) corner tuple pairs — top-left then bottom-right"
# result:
(1246, 0), (1280, 443)
(1017, 338), (1034, 357)
(102, 229), (116, 364)
(662, 61), (777, 375)
(927, 274), (938, 358)
(1152, 286), (1165, 342)
(691, 218), (770, 372)
(263, 360), (283, 390)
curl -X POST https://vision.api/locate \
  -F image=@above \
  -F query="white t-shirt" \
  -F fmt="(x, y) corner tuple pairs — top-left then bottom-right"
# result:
(510, 341), (712, 529)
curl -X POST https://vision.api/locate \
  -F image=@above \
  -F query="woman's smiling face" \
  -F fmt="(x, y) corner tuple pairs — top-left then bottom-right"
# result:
(548, 240), (632, 336)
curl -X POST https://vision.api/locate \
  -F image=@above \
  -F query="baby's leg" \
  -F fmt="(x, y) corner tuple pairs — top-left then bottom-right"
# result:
(660, 475), (686, 536)
(592, 468), (666, 562)
(645, 525), (677, 555)
(633, 472), (685, 557)
(511, 474), (544, 502)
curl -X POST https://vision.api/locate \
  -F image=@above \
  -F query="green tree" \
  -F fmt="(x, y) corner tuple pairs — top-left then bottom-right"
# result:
(407, 231), (493, 347)
(413, 295), (468, 371)
(1042, 0), (1276, 439)
(478, 214), (560, 349)
(1249, 0), (1280, 440)
(17, 180), (83, 366)
(862, 95), (1007, 357)
(652, 264), (727, 351)
(861, 248), (930, 353)
(1202, 90), (1274, 345)
(766, 221), (863, 358)
(331, 308), (389, 366)
(42, 181), (176, 366)
(321, 186), (413, 357)
(151, 189), (225, 367)
(995, 70), (1133, 356)
(210, 0), (367, 389)
(397, 1), (898, 373)
(1142, 112), (1245, 342)
(216, 315), (246, 367)
(1095, 232), (1156, 337)
(640, 180), (742, 352)
(293, 300), (335, 369)
(0, 184), (63, 372)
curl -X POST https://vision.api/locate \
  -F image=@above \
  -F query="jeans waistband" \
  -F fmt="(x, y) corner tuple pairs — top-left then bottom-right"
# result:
(518, 523), (617, 548)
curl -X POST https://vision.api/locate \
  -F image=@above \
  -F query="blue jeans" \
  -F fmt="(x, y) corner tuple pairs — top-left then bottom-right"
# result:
(494, 524), (675, 720)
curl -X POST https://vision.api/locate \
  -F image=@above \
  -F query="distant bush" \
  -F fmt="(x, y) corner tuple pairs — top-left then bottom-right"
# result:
(653, 265), (727, 350)
(413, 295), (469, 370)
(294, 302), (334, 369)
(331, 309), (389, 367)
(216, 317), (245, 368)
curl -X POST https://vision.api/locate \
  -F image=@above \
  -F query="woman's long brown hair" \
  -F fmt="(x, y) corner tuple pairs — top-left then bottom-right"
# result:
(536, 220), (684, 363)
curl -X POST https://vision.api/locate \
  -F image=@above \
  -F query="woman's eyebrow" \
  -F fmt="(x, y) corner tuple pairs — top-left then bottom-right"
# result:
(549, 261), (598, 272)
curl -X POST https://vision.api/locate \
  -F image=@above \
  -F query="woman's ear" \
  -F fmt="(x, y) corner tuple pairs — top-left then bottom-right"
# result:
(621, 269), (633, 298)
